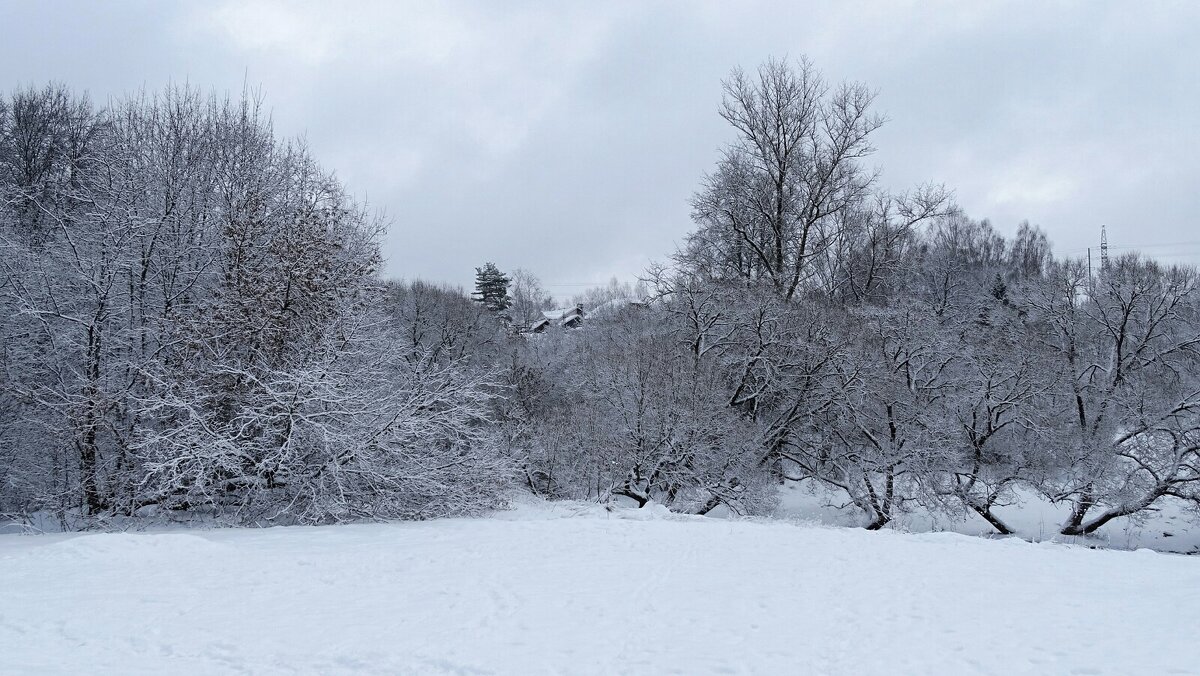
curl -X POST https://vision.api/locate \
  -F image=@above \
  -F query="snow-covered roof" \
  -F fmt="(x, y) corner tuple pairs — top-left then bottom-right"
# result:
(542, 306), (584, 321)
(586, 298), (635, 318)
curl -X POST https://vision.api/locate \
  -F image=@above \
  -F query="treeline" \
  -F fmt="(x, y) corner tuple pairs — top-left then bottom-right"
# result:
(0, 84), (508, 526)
(507, 58), (1200, 535)
(3, 58), (1198, 536)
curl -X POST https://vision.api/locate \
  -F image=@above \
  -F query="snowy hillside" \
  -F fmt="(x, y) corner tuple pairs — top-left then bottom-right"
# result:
(2, 500), (1197, 675)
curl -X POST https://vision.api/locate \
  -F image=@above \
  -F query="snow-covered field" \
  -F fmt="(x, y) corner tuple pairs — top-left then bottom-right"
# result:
(2, 499), (1197, 675)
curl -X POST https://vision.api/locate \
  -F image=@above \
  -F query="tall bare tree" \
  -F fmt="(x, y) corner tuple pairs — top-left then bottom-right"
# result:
(685, 57), (883, 300)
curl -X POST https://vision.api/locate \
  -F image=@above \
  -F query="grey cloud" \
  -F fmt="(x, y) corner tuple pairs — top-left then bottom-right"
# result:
(2, 0), (1196, 298)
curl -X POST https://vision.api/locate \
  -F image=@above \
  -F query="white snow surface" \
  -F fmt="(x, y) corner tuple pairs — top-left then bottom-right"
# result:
(2, 498), (1197, 675)
(771, 482), (1200, 555)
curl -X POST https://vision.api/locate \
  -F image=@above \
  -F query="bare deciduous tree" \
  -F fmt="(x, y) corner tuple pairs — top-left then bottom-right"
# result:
(685, 57), (883, 300)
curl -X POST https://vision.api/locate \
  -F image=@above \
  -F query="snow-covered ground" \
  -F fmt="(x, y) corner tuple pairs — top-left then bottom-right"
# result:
(772, 482), (1200, 554)
(2, 499), (1198, 675)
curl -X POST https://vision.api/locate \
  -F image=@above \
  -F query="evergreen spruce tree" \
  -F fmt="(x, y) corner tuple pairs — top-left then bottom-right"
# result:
(473, 262), (512, 314)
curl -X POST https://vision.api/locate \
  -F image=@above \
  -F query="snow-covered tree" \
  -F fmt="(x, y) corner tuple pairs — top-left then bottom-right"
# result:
(0, 84), (512, 526)
(683, 57), (882, 300)
(473, 262), (512, 314)
(509, 268), (554, 330)
(1024, 255), (1200, 534)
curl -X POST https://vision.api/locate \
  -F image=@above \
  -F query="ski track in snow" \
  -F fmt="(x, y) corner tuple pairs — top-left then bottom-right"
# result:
(1, 501), (1198, 675)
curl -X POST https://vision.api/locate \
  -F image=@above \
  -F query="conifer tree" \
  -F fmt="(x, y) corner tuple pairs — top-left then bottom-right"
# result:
(473, 262), (512, 313)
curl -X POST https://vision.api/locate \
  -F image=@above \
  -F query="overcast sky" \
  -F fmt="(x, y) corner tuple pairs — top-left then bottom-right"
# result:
(3, 1), (1197, 298)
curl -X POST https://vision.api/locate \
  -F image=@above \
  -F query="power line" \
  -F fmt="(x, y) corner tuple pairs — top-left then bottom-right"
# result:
(1108, 242), (1200, 251)
(1059, 240), (1200, 254)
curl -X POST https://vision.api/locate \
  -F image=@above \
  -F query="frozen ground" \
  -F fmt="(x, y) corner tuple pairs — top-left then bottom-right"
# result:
(2, 499), (1198, 675)
(772, 482), (1200, 554)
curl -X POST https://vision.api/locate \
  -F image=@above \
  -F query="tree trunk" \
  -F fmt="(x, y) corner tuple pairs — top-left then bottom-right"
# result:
(613, 486), (650, 508)
(79, 322), (105, 514)
(1060, 485), (1168, 536)
(968, 502), (1013, 535)
(1060, 486), (1094, 534)
(694, 494), (722, 515)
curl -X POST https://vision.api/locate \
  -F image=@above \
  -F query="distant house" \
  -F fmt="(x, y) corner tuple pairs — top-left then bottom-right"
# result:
(528, 305), (586, 333)
(558, 306), (585, 328)
(520, 300), (652, 334)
